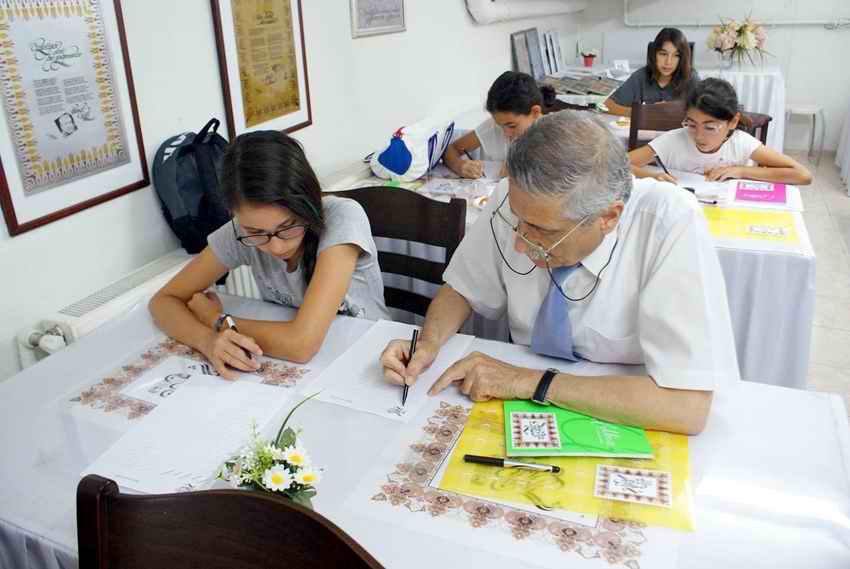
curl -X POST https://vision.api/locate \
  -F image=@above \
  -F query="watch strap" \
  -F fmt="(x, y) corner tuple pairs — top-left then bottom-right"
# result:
(532, 368), (559, 405)
(213, 313), (230, 333)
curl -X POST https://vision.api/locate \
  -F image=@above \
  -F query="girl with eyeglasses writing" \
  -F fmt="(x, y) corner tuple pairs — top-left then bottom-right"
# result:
(628, 78), (812, 186)
(149, 131), (389, 378)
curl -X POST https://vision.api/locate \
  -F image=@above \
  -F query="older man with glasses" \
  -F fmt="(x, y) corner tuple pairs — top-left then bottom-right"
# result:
(380, 110), (739, 435)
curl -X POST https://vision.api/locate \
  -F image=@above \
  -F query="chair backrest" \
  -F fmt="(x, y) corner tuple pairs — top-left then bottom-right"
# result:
(334, 187), (466, 317)
(646, 41), (695, 65)
(742, 111), (772, 145)
(77, 474), (384, 569)
(628, 99), (687, 150)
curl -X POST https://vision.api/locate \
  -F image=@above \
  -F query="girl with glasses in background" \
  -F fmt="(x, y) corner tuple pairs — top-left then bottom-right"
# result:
(149, 131), (389, 378)
(629, 77), (812, 185)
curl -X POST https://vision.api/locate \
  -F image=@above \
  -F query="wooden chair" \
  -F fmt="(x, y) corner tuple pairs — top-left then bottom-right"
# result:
(77, 474), (384, 569)
(742, 111), (772, 146)
(335, 187), (466, 317)
(628, 99), (687, 150)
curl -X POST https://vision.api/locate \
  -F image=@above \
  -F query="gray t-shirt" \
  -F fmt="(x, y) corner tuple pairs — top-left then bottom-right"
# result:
(208, 196), (390, 321)
(611, 66), (700, 106)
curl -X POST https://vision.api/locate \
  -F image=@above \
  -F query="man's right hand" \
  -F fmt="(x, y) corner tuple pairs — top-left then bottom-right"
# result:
(381, 338), (440, 386)
(460, 159), (485, 179)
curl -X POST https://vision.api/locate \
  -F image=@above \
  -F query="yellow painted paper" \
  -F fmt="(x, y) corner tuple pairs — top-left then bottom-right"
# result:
(702, 207), (799, 243)
(438, 401), (694, 531)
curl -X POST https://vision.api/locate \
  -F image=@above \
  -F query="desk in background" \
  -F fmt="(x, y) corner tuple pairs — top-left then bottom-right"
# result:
(0, 295), (848, 569)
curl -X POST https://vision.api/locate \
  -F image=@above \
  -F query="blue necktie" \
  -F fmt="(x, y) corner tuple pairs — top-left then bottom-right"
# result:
(530, 265), (580, 361)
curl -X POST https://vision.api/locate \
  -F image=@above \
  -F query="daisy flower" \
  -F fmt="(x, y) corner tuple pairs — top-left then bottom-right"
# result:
(283, 445), (310, 467)
(262, 466), (292, 492)
(295, 468), (321, 486)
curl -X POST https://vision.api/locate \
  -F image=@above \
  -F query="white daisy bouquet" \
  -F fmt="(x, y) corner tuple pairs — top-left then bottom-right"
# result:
(707, 17), (769, 65)
(218, 394), (321, 508)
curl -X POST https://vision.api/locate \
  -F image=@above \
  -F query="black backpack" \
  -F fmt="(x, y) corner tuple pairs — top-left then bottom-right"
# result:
(153, 118), (230, 254)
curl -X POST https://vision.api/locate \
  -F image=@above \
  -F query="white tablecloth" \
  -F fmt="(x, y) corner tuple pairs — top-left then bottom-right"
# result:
(837, 99), (850, 194)
(1, 295), (848, 569)
(701, 66), (786, 151)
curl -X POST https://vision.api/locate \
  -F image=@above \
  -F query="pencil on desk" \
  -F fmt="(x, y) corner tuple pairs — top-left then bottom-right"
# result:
(402, 328), (418, 407)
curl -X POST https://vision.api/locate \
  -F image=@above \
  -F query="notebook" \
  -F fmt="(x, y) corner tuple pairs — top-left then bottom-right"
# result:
(503, 400), (654, 459)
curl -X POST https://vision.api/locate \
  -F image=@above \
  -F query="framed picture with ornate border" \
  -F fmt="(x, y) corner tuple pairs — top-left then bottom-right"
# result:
(210, 0), (312, 138)
(350, 0), (405, 38)
(0, 0), (147, 237)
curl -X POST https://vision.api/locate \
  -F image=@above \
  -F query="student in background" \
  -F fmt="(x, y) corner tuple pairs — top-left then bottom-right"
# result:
(444, 71), (554, 179)
(149, 131), (389, 378)
(629, 78), (812, 185)
(605, 27), (698, 117)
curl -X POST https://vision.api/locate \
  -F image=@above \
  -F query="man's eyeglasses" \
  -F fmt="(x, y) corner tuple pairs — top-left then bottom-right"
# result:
(488, 192), (618, 302)
(232, 218), (308, 247)
(490, 193), (588, 263)
(681, 119), (724, 134)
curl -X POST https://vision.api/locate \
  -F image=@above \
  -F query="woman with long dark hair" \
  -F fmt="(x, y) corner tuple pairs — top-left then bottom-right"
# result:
(605, 27), (698, 117)
(629, 78), (811, 184)
(150, 131), (389, 377)
(444, 71), (555, 179)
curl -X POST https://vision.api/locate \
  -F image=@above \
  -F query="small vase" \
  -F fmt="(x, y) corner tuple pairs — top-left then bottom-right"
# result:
(716, 51), (735, 70)
(583, 55), (595, 68)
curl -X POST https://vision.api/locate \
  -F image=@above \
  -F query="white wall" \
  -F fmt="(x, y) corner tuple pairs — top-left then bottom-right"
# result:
(0, 0), (580, 380)
(576, 0), (850, 151)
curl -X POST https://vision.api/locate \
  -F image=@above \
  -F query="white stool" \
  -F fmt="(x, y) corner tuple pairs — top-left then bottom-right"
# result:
(786, 104), (826, 166)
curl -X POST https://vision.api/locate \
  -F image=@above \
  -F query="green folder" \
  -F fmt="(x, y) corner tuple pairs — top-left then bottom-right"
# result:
(503, 400), (654, 459)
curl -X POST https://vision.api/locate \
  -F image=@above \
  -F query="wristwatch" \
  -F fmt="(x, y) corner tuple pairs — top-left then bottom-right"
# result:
(213, 313), (235, 333)
(531, 368), (559, 405)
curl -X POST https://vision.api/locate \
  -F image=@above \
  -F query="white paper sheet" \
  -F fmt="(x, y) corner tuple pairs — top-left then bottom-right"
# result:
(310, 320), (474, 422)
(82, 379), (290, 494)
(427, 160), (502, 182)
(656, 169), (804, 211)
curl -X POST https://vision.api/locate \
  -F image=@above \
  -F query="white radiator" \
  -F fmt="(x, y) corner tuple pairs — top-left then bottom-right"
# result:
(220, 266), (262, 300)
(16, 251), (191, 369)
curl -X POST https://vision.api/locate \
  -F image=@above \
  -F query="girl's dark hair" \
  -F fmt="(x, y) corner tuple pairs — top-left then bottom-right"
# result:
(687, 77), (753, 131)
(646, 27), (694, 97)
(220, 130), (325, 286)
(485, 71), (555, 114)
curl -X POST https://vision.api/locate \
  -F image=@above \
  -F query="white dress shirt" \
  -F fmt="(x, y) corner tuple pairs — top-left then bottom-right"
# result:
(443, 177), (740, 392)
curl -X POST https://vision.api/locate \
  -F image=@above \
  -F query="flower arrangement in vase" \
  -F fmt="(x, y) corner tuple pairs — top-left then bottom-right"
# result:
(707, 17), (769, 67)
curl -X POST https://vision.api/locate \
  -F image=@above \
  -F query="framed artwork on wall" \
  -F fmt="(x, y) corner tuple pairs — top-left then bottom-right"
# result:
(350, 0), (405, 38)
(0, 0), (147, 236)
(210, 0), (312, 138)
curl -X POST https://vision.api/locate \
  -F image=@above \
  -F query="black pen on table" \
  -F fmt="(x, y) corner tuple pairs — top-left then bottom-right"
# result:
(402, 328), (419, 406)
(464, 454), (561, 473)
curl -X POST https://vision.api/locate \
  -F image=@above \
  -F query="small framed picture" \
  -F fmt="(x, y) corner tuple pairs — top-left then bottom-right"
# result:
(350, 0), (405, 39)
(211, 0), (312, 137)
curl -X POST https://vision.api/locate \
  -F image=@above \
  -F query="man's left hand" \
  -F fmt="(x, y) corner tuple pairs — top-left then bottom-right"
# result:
(428, 351), (539, 401)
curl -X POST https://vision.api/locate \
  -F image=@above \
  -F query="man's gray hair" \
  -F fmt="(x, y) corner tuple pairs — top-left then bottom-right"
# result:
(506, 110), (632, 221)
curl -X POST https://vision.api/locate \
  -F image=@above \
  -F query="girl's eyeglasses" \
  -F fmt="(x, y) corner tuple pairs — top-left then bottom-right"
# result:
(232, 218), (307, 247)
(681, 119), (725, 134)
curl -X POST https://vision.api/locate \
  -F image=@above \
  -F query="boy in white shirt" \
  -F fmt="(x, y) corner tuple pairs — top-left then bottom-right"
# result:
(443, 71), (553, 179)
(629, 78), (811, 185)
